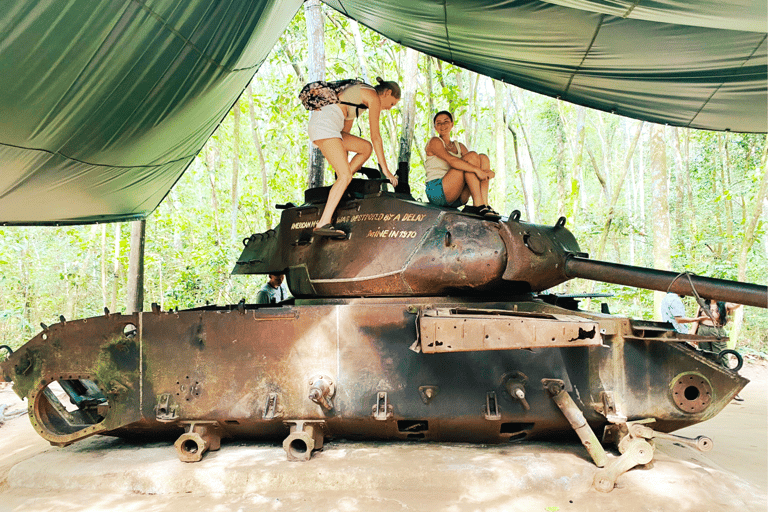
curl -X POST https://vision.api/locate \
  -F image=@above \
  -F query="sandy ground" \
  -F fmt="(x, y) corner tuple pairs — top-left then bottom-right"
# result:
(0, 361), (766, 512)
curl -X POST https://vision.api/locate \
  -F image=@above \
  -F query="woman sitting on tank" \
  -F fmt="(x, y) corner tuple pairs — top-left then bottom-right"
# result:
(424, 110), (499, 220)
(308, 77), (400, 237)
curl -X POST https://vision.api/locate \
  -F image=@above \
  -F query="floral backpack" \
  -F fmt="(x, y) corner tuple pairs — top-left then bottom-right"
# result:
(298, 79), (369, 113)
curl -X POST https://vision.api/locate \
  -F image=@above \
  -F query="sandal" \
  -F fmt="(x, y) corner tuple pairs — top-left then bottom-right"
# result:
(461, 205), (482, 215)
(313, 223), (347, 238)
(478, 205), (501, 220)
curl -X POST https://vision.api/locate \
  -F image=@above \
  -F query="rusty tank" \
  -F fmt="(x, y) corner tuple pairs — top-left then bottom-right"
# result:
(2, 170), (765, 491)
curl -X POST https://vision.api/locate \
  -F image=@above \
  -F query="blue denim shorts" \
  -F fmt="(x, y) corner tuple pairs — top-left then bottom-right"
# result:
(425, 178), (462, 208)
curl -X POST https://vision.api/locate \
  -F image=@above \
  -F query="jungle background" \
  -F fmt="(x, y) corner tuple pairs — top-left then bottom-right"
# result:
(1, 5), (766, 354)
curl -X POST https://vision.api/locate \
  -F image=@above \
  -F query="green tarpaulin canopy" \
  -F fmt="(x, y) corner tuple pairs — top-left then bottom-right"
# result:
(0, 0), (765, 225)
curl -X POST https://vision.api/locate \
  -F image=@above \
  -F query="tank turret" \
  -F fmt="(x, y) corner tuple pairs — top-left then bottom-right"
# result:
(234, 175), (766, 308)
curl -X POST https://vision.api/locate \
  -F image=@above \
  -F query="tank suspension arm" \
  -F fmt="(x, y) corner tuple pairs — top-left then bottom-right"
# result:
(564, 256), (767, 309)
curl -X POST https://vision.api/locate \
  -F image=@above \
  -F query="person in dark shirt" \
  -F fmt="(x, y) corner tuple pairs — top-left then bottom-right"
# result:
(256, 273), (289, 304)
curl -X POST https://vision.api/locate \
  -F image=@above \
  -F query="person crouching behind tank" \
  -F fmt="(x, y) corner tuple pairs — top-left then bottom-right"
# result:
(692, 299), (741, 354)
(308, 77), (401, 238)
(424, 110), (500, 220)
(256, 273), (290, 304)
(692, 298), (744, 401)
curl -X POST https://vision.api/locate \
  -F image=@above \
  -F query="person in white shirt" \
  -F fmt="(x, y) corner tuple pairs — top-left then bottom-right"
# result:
(660, 292), (705, 334)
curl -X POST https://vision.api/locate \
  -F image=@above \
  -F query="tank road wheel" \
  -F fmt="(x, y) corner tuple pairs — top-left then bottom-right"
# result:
(717, 349), (743, 372)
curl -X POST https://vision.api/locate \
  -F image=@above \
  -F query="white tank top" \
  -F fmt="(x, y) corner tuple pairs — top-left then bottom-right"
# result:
(424, 138), (462, 182)
(338, 84), (374, 120)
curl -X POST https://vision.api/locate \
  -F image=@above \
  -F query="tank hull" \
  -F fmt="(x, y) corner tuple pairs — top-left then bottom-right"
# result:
(1, 297), (746, 450)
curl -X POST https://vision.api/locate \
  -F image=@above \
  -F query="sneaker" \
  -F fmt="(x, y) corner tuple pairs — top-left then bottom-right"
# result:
(313, 223), (347, 238)
(478, 205), (501, 220)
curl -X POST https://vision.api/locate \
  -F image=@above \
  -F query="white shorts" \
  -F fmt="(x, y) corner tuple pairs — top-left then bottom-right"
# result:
(308, 104), (344, 143)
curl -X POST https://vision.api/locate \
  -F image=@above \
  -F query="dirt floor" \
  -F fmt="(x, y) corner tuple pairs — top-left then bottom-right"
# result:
(0, 361), (766, 512)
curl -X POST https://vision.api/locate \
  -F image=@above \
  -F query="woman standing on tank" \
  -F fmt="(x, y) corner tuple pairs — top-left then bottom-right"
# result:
(424, 110), (499, 219)
(308, 78), (400, 237)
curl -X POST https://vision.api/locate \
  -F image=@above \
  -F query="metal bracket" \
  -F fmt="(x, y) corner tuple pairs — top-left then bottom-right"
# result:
(484, 391), (501, 420)
(283, 420), (326, 461)
(291, 235), (312, 247)
(418, 386), (439, 404)
(372, 391), (393, 421)
(502, 371), (530, 411)
(263, 392), (280, 420)
(594, 390), (627, 424)
(308, 375), (335, 411)
(174, 421), (222, 463)
(155, 393), (179, 422)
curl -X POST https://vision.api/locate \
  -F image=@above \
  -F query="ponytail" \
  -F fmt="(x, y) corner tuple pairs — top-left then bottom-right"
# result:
(374, 76), (401, 99)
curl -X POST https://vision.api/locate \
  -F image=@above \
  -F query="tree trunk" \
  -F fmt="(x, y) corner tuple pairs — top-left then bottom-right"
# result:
(425, 57), (434, 131)
(586, 145), (608, 202)
(671, 127), (687, 250)
(247, 83), (273, 228)
(713, 135), (725, 257)
(230, 98), (241, 244)
(557, 102), (586, 222)
(20, 235), (32, 338)
(65, 225), (99, 319)
(575, 108), (587, 212)
(397, 48), (419, 191)
(383, 112), (399, 162)
(467, 74), (480, 150)
(111, 223), (121, 312)
(126, 219), (146, 314)
(625, 127), (635, 266)
(435, 60), (461, 115)
(649, 124), (669, 319)
(680, 130), (697, 239)
(509, 88), (540, 218)
(101, 224), (108, 308)
(350, 20), (371, 82)
(596, 113), (617, 199)
(281, 43), (305, 83)
(555, 117), (567, 217)
(205, 145), (222, 243)
(305, 0), (326, 188)
(158, 263), (164, 311)
(593, 120), (644, 261)
(638, 129), (647, 264)
(730, 145), (768, 346)
(506, 123), (531, 220)
(722, 134), (734, 254)
(493, 80), (506, 210)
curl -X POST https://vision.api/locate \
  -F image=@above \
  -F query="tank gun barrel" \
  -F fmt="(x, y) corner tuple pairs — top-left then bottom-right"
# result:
(564, 255), (767, 309)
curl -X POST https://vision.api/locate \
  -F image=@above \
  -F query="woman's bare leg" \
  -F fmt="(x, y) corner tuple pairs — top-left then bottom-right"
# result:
(459, 185), (472, 205)
(478, 153), (491, 205)
(463, 172), (484, 206)
(460, 152), (486, 206)
(442, 169), (482, 206)
(342, 132), (373, 173)
(314, 137), (354, 228)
